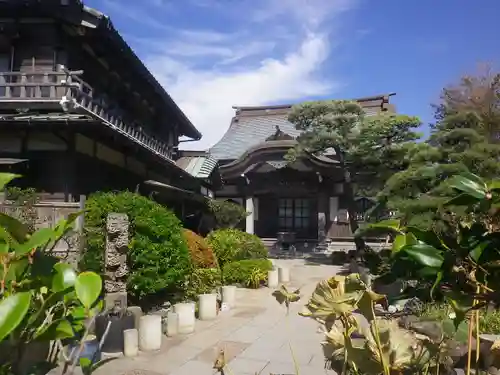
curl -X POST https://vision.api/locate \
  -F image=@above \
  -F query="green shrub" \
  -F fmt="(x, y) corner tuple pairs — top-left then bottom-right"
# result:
(182, 229), (218, 268)
(222, 259), (273, 287)
(207, 228), (268, 267)
(419, 303), (500, 334)
(80, 191), (191, 305)
(185, 268), (222, 301)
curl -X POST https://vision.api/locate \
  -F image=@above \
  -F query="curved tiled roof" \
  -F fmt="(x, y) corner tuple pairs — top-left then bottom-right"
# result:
(210, 113), (301, 161)
(210, 94), (395, 161)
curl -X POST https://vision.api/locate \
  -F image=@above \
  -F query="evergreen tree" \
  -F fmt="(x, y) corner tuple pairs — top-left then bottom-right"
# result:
(286, 100), (422, 253)
(380, 67), (500, 232)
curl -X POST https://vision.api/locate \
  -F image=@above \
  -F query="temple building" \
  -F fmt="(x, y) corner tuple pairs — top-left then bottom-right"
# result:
(210, 95), (395, 252)
(0, 0), (213, 227)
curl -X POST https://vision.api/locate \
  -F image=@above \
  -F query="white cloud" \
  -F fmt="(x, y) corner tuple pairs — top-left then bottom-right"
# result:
(135, 0), (359, 149)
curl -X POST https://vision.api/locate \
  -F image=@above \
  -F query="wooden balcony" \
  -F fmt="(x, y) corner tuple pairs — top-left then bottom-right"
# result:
(0, 70), (173, 162)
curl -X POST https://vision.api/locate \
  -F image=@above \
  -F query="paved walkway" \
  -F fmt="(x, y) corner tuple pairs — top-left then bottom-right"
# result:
(96, 260), (341, 375)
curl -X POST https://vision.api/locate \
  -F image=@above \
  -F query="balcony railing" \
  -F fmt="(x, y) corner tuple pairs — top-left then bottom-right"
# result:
(0, 69), (173, 162)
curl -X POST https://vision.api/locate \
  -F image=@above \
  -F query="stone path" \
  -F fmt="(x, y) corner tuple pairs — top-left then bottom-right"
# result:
(95, 259), (342, 375)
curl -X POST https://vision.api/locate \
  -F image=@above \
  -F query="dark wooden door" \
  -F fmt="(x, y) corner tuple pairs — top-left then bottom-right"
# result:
(278, 197), (318, 239)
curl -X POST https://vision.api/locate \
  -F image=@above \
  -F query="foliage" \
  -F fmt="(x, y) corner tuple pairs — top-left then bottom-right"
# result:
(184, 268), (222, 301)
(206, 228), (268, 268)
(378, 68), (500, 233)
(419, 303), (500, 335)
(0, 173), (103, 375)
(272, 285), (301, 314)
(3, 187), (39, 234)
(286, 100), (422, 253)
(207, 199), (249, 229)
(222, 259), (273, 287)
(360, 172), (500, 374)
(182, 229), (218, 269)
(80, 191), (191, 304)
(292, 273), (470, 375)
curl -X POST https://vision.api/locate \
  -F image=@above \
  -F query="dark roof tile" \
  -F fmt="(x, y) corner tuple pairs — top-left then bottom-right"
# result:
(210, 94), (395, 161)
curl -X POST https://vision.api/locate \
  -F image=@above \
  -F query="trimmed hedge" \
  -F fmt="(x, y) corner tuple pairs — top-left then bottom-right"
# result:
(222, 259), (273, 287)
(80, 191), (191, 304)
(182, 229), (218, 268)
(206, 229), (268, 267)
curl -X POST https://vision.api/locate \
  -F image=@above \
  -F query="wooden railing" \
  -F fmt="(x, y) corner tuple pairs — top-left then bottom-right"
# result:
(0, 70), (173, 161)
(0, 71), (68, 99)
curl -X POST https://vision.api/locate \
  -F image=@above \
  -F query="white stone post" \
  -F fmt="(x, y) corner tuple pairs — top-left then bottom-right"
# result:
(267, 269), (279, 288)
(278, 267), (290, 283)
(221, 285), (236, 308)
(138, 315), (162, 352)
(123, 329), (139, 357)
(165, 311), (178, 337)
(174, 302), (196, 334)
(198, 293), (217, 320)
(245, 196), (254, 234)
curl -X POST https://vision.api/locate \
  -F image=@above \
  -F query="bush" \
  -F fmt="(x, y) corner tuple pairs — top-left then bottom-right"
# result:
(207, 199), (249, 228)
(207, 229), (268, 267)
(419, 303), (500, 334)
(182, 229), (218, 268)
(185, 268), (222, 301)
(80, 191), (191, 305)
(222, 259), (273, 287)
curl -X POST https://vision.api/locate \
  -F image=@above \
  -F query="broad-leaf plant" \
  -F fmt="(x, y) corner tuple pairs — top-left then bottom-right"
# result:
(0, 173), (103, 375)
(358, 172), (500, 375)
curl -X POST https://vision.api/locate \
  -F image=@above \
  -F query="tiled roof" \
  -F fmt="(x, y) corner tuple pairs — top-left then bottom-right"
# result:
(210, 94), (395, 161)
(176, 154), (218, 179)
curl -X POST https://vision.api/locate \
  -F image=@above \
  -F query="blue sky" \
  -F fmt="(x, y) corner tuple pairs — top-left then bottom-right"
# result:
(85, 0), (498, 149)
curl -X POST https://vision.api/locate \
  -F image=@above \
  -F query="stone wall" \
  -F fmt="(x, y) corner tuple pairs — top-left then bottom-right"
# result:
(0, 200), (83, 266)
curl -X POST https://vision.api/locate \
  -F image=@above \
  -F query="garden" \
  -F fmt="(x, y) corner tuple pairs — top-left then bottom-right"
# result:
(2, 67), (500, 375)
(0, 173), (274, 375)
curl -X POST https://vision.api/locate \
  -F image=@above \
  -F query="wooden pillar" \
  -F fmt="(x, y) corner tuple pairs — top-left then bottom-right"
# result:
(245, 196), (254, 234)
(317, 190), (328, 242)
(64, 131), (76, 202)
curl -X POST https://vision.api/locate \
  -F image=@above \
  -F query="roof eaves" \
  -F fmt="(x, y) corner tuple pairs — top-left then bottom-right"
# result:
(81, 7), (202, 141)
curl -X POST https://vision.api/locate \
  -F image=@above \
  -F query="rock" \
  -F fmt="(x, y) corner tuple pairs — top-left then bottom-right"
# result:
(403, 297), (424, 314)
(398, 315), (419, 329)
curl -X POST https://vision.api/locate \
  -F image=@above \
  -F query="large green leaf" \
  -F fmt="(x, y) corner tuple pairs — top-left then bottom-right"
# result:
(447, 174), (487, 199)
(367, 219), (402, 231)
(392, 233), (417, 254)
(15, 227), (55, 255)
(402, 244), (444, 268)
(488, 180), (500, 191)
(0, 292), (32, 341)
(445, 193), (482, 207)
(0, 213), (29, 243)
(34, 318), (74, 341)
(0, 240), (8, 254)
(52, 263), (77, 292)
(469, 241), (488, 263)
(406, 226), (448, 250)
(0, 173), (20, 191)
(0, 258), (30, 284)
(75, 272), (102, 308)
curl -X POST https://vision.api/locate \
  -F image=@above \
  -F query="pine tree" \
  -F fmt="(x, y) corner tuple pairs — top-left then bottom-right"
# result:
(380, 67), (500, 232)
(286, 100), (422, 253)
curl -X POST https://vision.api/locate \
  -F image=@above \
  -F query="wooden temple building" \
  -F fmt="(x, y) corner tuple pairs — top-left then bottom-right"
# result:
(210, 95), (395, 251)
(0, 0), (219, 225)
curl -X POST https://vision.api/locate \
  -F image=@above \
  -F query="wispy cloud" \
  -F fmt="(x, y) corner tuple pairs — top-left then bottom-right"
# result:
(97, 0), (359, 149)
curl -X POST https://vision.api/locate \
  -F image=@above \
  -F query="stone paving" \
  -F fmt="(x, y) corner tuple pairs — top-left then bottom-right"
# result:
(95, 259), (342, 375)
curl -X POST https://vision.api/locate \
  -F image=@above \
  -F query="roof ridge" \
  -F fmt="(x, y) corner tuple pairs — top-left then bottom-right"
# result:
(232, 93), (396, 112)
